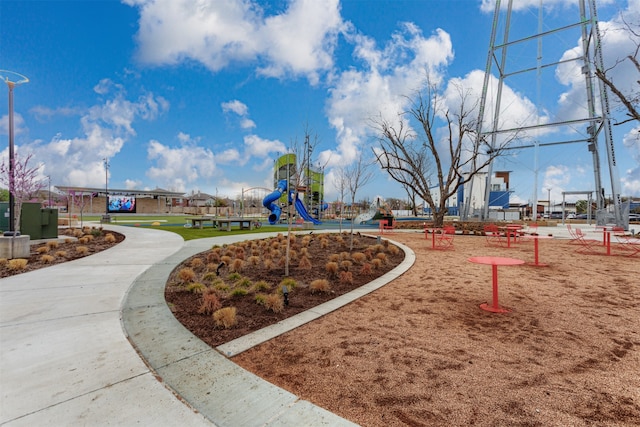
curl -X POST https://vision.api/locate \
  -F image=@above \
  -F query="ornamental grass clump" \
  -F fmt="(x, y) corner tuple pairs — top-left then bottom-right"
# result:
(252, 280), (271, 292)
(360, 263), (373, 276)
(340, 260), (352, 271)
(46, 240), (59, 249)
(351, 252), (367, 264)
(36, 246), (49, 254)
(55, 251), (67, 258)
(198, 289), (222, 315)
(75, 246), (89, 255)
(40, 254), (55, 264)
(298, 256), (312, 270)
(8, 259), (28, 271)
(186, 282), (207, 293)
(328, 253), (340, 263)
(213, 307), (237, 329)
(309, 279), (331, 293)
(279, 277), (297, 292)
(263, 293), (284, 313)
(177, 267), (196, 284)
(339, 270), (353, 284)
(188, 257), (203, 268)
(230, 258), (244, 273)
(325, 261), (339, 277)
(104, 233), (116, 243)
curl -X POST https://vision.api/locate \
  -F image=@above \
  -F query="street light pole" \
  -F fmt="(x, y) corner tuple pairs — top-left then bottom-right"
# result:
(104, 158), (110, 220)
(0, 70), (29, 236)
(547, 187), (552, 217)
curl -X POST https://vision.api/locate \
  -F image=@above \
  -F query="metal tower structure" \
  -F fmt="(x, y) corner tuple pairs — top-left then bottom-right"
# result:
(462, 0), (623, 226)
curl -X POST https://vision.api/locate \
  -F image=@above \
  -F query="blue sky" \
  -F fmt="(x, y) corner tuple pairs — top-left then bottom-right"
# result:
(1, 0), (638, 207)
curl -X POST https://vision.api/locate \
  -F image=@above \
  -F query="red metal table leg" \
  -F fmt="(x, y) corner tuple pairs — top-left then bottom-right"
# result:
(480, 264), (510, 313)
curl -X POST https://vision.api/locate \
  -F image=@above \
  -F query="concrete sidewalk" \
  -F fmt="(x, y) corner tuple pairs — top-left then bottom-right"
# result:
(1, 225), (367, 426)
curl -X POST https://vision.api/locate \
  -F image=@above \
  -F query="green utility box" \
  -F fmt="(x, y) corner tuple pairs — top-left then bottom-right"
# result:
(19, 203), (59, 240)
(0, 202), (9, 232)
(41, 208), (59, 238)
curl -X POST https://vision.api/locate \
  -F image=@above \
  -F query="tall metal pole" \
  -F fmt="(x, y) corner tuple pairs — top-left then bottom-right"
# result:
(1, 70), (29, 235)
(104, 158), (109, 217)
(7, 82), (16, 232)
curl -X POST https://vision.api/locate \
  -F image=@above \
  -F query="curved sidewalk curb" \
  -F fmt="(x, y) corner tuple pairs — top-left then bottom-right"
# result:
(121, 231), (415, 427)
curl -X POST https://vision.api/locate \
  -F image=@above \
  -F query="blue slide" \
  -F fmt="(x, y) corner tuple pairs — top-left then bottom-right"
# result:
(263, 179), (322, 225)
(294, 197), (321, 225)
(263, 179), (288, 224)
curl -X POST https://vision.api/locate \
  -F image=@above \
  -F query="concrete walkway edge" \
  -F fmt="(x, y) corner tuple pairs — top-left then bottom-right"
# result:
(122, 230), (415, 427)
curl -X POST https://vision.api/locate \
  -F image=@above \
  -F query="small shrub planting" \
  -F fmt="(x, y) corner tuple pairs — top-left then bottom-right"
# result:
(264, 293), (284, 313)
(360, 263), (373, 276)
(78, 237), (89, 244)
(8, 259), (28, 270)
(213, 307), (237, 329)
(310, 279), (331, 293)
(351, 252), (367, 264)
(279, 277), (297, 291)
(104, 233), (116, 243)
(177, 267), (197, 284)
(325, 261), (339, 277)
(231, 288), (248, 297)
(248, 256), (260, 266)
(190, 258), (204, 269)
(198, 290), (222, 315)
(328, 253), (340, 262)
(75, 246), (89, 255)
(55, 251), (68, 258)
(227, 272), (242, 281)
(340, 260), (352, 271)
(371, 258), (383, 269)
(186, 282), (206, 293)
(230, 258), (244, 273)
(0, 258), (7, 266)
(339, 270), (353, 284)
(46, 240), (59, 249)
(36, 246), (49, 254)
(387, 245), (400, 255)
(252, 280), (271, 292)
(376, 253), (388, 264)
(236, 277), (253, 288)
(298, 256), (312, 270)
(40, 254), (55, 264)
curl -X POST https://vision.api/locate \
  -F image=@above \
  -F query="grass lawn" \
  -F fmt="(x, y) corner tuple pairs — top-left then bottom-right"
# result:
(79, 214), (282, 241)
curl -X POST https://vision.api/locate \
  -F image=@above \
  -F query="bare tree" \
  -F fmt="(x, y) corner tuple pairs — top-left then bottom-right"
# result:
(333, 165), (349, 233)
(0, 153), (46, 234)
(344, 155), (375, 250)
(372, 83), (513, 227)
(595, 16), (640, 128)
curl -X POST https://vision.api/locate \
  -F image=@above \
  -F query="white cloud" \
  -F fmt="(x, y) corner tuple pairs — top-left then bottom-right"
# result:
(146, 139), (217, 191)
(222, 99), (256, 130)
(322, 23), (454, 168)
(0, 112), (26, 136)
(12, 84), (168, 188)
(258, 0), (344, 84)
(479, 0), (615, 14)
(621, 126), (640, 196)
(243, 134), (286, 160)
(127, 0), (345, 83)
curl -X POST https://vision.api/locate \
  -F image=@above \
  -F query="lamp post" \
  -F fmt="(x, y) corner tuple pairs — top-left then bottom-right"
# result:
(547, 187), (552, 218)
(0, 70), (29, 236)
(104, 158), (110, 221)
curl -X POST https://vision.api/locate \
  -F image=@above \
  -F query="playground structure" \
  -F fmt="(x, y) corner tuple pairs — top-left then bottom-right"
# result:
(262, 154), (325, 225)
(355, 196), (394, 225)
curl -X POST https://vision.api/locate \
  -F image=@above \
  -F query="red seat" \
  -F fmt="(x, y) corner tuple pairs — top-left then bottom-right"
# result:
(573, 228), (601, 254)
(484, 224), (506, 247)
(433, 225), (455, 250)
